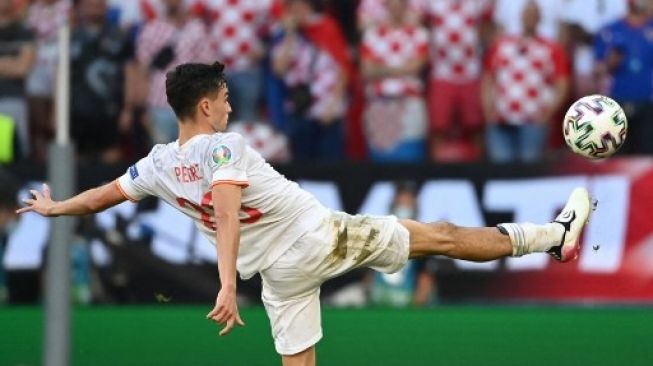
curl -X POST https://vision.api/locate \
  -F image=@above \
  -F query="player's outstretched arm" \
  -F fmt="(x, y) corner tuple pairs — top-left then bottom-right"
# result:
(206, 183), (245, 336)
(16, 181), (127, 217)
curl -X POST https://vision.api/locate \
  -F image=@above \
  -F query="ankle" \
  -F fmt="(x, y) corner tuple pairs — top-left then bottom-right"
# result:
(497, 222), (564, 256)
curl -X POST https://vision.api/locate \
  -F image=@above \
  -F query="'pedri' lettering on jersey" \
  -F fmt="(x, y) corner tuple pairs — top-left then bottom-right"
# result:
(174, 164), (203, 183)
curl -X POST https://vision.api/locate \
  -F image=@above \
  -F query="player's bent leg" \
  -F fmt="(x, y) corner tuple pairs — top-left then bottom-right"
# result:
(260, 231), (325, 365)
(402, 188), (594, 263)
(281, 346), (316, 366)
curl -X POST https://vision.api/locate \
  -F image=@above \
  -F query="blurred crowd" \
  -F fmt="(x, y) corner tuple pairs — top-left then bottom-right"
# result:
(1, 0), (653, 165)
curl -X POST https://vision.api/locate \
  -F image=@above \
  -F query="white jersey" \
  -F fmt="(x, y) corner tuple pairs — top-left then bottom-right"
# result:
(117, 132), (329, 279)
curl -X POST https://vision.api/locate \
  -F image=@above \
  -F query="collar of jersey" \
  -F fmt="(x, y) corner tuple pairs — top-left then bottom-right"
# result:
(177, 134), (209, 149)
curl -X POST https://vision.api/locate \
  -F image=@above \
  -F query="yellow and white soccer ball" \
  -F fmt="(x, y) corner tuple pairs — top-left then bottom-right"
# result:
(563, 94), (628, 159)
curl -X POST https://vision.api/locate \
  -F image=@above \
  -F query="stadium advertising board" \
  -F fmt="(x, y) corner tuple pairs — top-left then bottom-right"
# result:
(3, 158), (653, 303)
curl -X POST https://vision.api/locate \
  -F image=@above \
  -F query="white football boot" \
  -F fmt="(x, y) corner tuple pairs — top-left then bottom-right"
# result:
(546, 187), (595, 262)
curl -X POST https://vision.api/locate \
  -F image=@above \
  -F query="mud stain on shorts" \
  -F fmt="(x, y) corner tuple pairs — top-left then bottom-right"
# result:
(333, 219), (348, 260)
(326, 215), (381, 268)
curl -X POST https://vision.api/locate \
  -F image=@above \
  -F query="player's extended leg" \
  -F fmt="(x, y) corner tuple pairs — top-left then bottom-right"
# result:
(281, 346), (315, 366)
(403, 221), (513, 260)
(402, 188), (593, 262)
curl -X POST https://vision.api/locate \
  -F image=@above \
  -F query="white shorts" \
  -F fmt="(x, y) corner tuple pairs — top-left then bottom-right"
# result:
(259, 211), (410, 355)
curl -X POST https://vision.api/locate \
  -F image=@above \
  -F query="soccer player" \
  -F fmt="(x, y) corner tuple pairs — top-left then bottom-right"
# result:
(17, 62), (592, 366)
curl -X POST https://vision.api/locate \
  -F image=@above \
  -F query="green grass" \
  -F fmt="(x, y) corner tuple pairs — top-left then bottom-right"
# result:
(1, 306), (652, 366)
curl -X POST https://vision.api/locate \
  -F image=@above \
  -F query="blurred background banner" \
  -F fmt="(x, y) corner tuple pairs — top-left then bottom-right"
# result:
(3, 157), (653, 305)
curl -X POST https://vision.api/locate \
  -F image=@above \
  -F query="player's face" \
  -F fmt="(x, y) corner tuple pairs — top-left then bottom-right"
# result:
(0, 0), (14, 18)
(521, 1), (540, 31)
(209, 87), (232, 132)
(79, 0), (107, 24)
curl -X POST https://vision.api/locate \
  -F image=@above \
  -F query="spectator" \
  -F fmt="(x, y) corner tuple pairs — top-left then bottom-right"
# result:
(106, 0), (151, 31)
(204, 0), (274, 122)
(136, 0), (210, 144)
(357, 0), (423, 30)
(272, 0), (349, 161)
(426, 0), (493, 162)
(0, 0), (35, 160)
(369, 181), (437, 307)
(482, 0), (570, 163)
(25, 0), (71, 160)
(360, 0), (428, 162)
(558, 0), (627, 98)
(70, 0), (137, 162)
(227, 121), (291, 162)
(493, 0), (564, 41)
(594, 0), (653, 155)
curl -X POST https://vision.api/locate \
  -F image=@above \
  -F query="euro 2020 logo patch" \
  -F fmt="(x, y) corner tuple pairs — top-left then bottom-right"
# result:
(212, 145), (232, 167)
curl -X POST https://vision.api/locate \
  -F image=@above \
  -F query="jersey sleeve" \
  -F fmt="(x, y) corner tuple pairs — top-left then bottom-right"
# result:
(116, 152), (157, 202)
(483, 39), (500, 73)
(208, 133), (249, 188)
(360, 29), (376, 62)
(551, 42), (571, 79)
(414, 27), (429, 56)
(594, 26), (612, 62)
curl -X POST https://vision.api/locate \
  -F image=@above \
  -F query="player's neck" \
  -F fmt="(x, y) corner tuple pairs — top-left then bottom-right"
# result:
(178, 121), (216, 146)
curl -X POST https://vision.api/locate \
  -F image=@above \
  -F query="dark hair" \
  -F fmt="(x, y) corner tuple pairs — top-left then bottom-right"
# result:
(165, 61), (227, 120)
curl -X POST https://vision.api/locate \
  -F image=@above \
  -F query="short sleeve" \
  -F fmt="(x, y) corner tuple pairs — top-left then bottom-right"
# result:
(594, 27), (611, 62)
(483, 40), (500, 73)
(208, 133), (249, 188)
(116, 153), (157, 202)
(360, 29), (376, 61)
(415, 27), (429, 56)
(551, 43), (570, 78)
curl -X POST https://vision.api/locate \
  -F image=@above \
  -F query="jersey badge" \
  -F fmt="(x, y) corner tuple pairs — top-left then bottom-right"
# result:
(212, 145), (232, 167)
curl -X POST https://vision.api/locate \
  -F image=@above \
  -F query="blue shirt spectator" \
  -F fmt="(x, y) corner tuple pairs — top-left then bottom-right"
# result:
(595, 18), (653, 102)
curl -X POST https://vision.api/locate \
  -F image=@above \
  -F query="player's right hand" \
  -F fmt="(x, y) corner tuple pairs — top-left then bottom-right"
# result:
(206, 287), (245, 336)
(16, 183), (56, 217)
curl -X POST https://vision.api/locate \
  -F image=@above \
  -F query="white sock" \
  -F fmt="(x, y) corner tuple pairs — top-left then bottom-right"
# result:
(497, 222), (565, 257)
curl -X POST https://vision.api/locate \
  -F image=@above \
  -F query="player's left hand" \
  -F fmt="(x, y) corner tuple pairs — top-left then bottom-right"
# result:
(206, 287), (245, 336)
(16, 183), (57, 217)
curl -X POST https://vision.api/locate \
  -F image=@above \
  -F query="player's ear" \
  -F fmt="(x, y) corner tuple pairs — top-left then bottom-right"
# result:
(198, 98), (211, 117)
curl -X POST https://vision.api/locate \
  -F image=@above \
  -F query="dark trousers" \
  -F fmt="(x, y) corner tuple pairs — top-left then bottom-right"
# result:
(288, 115), (344, 161)
(620, 101), (653, 155)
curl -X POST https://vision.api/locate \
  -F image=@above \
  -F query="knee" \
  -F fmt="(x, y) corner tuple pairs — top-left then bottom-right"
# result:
(407, 220), (460, 258)
(282, 346), (315, 366)
(428, 221), (458, 245)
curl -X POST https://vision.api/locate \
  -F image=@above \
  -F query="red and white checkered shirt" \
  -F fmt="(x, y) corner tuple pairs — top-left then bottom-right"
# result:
(357, 0), (425, 28)
(484, 35), (569, 124)
(202, 0), (273, 71)
(425, 0), (493, 83)
(272, 37), (345, 120)
(361, 24), (429, 98)
(136, 18), (211, 107)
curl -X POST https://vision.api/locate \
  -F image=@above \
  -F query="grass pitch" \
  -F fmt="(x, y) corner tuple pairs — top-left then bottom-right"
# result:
(1, 305), (651, 366)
